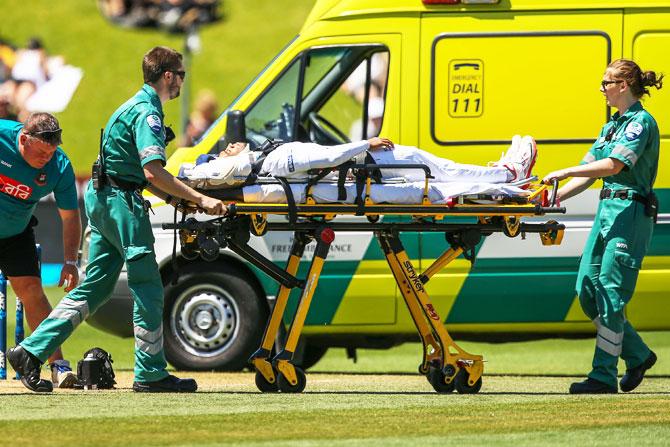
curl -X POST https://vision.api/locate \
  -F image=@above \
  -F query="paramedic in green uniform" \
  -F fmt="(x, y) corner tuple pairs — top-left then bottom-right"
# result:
(543, 59), (663, 394)
(0, 113), (80, 388)
(9, 46), (226, 393)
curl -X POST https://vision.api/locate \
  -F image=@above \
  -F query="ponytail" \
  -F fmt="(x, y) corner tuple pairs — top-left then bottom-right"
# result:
(608, 59), (663, 98)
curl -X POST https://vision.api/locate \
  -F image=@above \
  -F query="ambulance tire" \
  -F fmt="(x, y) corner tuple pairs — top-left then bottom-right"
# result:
(163, 262), (268, 371)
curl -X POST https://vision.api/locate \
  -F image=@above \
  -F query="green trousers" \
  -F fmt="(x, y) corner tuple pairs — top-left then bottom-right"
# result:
(576, 198), (652, 387)
(21, 181), (168, 382)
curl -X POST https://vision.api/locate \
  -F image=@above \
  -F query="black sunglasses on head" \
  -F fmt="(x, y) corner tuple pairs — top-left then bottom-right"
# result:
(27, 128), (63, 145)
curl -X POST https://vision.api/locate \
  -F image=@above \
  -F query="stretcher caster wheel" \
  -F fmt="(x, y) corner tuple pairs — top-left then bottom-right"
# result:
(418, 364), (429, 375)
(277, 367), (307, 393)
(427, 366), (455, 393)
(255, 371), (279, 393)
(454, 369), (482, 394)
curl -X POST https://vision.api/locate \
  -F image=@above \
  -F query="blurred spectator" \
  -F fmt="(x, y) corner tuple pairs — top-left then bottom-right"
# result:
(0, 38), (16, 83)
(0, 37), (82, 123)
(98, 0), (221, 32)
(8, 37), (49, 115)
(0, 95), (18, 121)
(180, 89), (219, 146)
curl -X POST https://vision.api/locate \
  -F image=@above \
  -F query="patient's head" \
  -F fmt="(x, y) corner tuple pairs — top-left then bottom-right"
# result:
(219, 142), (248, 158)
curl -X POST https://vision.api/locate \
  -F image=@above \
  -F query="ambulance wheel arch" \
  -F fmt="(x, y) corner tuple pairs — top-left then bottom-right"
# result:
(162, 259), (269, 371)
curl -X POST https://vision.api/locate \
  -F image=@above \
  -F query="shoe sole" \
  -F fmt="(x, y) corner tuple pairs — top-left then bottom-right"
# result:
(522, 136), (538, 179)
(20, 377), (53, 393)
(569, 389), (617, 394)
(132, 386), (197, 393)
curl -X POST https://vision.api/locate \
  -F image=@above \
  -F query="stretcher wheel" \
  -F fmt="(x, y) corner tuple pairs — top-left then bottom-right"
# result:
(277, 367), (307, 393)
(427, 366), (455, 393)
(454, 368), (482, 394)
(255, 371), (279, 393)
(418, 364), (429, 375)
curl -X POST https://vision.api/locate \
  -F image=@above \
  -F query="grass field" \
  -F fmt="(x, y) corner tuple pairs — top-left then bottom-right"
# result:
(0, 287), (669, 446)
(0, 0), (313, 173)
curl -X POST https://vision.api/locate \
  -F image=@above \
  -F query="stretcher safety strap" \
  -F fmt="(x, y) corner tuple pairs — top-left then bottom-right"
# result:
(275, 177), (298, 224)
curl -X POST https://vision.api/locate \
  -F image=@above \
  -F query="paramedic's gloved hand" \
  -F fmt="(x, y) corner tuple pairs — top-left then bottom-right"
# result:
(367, 137), (394, 151)
(199, 196), (227, 215)
(541, 169), (570, 184)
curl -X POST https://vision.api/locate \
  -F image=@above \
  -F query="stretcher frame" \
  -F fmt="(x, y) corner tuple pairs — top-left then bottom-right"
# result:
(166, 181), (565, 394)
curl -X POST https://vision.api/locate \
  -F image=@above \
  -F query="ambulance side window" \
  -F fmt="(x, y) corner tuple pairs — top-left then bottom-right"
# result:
(319, 51), (389, 142)
(245, 58), (301, 144)
(245, 45), (389, 146)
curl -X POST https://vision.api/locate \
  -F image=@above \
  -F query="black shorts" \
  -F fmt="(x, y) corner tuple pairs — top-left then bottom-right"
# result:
(0, 216), (40, 278)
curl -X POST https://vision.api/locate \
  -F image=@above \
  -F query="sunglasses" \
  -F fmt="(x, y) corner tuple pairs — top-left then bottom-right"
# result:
(170, 70), (186, 80)
(601, 80), (623, 88)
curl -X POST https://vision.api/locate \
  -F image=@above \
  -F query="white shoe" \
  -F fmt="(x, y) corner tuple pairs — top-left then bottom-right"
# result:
(493, 135), (537, 182)
(50, 360), (78, 389)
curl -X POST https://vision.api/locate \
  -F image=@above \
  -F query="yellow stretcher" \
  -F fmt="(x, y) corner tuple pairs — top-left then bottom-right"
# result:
(166, 179), (565, 394)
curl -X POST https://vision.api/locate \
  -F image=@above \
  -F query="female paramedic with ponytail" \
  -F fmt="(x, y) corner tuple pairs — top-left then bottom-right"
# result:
(543, 59), (663, 394)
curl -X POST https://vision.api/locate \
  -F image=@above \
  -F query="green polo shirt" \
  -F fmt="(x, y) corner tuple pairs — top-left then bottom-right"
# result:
(581, 101), (659, 195)
(0, 119), (78, 238)
(101, 84), (167, 185)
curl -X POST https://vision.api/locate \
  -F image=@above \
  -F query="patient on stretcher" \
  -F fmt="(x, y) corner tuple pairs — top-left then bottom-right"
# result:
(181, 135), (537, 188)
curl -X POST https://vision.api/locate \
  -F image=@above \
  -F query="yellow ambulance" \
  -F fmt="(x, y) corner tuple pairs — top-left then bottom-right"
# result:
(89, 0), (670, 370)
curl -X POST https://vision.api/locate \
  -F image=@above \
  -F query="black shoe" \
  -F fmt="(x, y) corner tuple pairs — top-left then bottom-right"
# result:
(620, 351), (657, 392)
(132, 374), (198, 393)
(7, 346), (53, 393)
(569, 377), (617, 394)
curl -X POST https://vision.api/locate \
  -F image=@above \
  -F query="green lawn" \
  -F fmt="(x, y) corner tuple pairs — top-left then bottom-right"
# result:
(0, 0), (313, 174)
(3, 287), (669, 376)
(1, 286), (669, 446)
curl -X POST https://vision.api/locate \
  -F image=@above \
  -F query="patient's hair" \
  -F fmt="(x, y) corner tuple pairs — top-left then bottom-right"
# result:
(143, 46), (183, 84)
(608, 59), (664, 98)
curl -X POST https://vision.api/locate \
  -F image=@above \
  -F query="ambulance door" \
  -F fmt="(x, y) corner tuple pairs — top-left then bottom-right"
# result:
(418, 11), (622, 329)
(243, 37), (403, 327)
(622, 11), (670, 330)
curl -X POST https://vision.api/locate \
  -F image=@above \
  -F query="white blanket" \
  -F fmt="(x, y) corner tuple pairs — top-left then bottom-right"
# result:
(242, 182), (528, 205)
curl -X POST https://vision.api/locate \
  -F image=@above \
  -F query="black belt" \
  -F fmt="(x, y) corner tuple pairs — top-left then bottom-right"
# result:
(107, 175), (145, 192)
(599, 188), (648, 206)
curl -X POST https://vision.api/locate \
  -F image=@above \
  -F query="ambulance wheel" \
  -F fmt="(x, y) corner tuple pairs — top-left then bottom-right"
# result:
(428, 366), (455, 393)
(255, 371), (279, 393)
(454, 369), (482, 394)
(277, 367), (307, 393)
(163, 261), (268, 371)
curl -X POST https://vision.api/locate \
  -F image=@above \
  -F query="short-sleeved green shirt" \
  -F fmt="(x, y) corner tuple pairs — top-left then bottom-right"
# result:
(581, 101), (659, 195)
(0, 119), (78, 238)
(101, 84), (167, 185)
